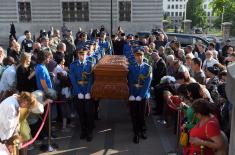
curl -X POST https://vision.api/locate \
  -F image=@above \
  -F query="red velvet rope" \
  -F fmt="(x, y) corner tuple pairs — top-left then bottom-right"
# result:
(20, 100), (66, 149)
(21, 104), (49, 149)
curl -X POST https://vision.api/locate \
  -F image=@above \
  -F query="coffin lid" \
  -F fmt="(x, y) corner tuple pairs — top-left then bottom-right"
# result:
(94, 55), (129, 71)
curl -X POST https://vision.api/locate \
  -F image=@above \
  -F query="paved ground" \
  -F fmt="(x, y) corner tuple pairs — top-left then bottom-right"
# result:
(28, 100), (177, 155)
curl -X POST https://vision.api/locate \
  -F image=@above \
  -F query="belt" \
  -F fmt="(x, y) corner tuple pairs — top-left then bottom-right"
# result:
(77, 80), (88, 85)
(134, 84), (143, 88)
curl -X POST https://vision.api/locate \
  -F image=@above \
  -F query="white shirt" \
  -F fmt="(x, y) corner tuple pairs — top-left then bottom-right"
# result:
(0, 65), (16, 93)
(53, 64), (67, 85)
(0, 143), (10, 155)
(212, 50), (219, 60)
(0, 95), (19, 141)
(202, 58), (219, 70)
(17, 35), (26, 46)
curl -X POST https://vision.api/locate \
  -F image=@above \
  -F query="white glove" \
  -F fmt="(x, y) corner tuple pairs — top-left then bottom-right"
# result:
(135, 96), (142, 101)
(129, 95), (135, 101)
(78, 93), (84, 99)
(85, 93), (91, 99)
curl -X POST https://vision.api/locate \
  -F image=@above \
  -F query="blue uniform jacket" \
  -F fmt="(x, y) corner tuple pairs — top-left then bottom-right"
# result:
(128, 62), (152, 99)
(98, 40), (112, 55)
(123, 43), (136, 65)
(69, 60), (93, 95)
(93, 49), (102, 62)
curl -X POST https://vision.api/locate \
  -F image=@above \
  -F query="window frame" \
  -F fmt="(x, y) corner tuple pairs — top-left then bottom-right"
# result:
(61, 0), (90, 22)
(17, 0), (32, 23)
(118, 0), (132, 22)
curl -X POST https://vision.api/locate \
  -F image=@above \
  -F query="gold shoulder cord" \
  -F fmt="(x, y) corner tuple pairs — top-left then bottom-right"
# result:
(137, 65), (152, 85)
(81, 63), (94, 81)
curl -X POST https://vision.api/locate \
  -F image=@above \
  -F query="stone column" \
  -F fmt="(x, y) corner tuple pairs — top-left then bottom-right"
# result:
(183, 20), (192, 34)
(222, 22), (232, 42)
(226, 62), (235, 155)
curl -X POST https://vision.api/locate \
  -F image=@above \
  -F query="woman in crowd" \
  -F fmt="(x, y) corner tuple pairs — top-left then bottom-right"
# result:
(189, 98), (224, 155)
(178, 82), (212, 154)
(0, 92), (37, 155)
(53, 56), (71, 131)
(16, 52), (36, 92)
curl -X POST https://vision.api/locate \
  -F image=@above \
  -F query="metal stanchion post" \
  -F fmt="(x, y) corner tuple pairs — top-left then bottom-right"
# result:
(176, 107), (181, 152)
(47, 102), (56, 152)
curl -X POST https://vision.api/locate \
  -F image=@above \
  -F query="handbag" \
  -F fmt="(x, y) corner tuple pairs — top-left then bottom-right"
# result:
(180, 129), (189, 147)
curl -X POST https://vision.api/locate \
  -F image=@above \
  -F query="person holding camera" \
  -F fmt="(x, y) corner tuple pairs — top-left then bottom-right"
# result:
(154, 29), (168, 50)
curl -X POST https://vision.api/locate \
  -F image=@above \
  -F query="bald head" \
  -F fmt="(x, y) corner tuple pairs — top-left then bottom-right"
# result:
(33, 42), (41, 51)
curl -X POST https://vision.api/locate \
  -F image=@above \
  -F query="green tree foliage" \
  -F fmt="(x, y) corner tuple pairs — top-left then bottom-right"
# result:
(186, 0), (208, 28)
(210, 0), (235, 35)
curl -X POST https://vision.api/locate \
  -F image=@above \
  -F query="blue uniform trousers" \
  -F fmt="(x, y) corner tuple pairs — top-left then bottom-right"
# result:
(129, 100), (147, 135)
(75, 97), (94, 135)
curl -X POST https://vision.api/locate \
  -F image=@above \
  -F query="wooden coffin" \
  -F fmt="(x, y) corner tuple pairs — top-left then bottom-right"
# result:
(91, 55), (129, 100)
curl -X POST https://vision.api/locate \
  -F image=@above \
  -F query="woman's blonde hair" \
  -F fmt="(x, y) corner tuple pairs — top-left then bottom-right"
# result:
(19, 92), (37, 108)
(20, 52), (31, 65)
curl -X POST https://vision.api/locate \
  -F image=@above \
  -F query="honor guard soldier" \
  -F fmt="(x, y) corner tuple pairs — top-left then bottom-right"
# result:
(124, 40), (140, 65)
(85, 40), (98, 65)
(128, 47), (152, 144)
(85, 40), (101, 120)
(70, 47), (94, 142)
(99, 32), (112, 55)
(76, 32), (88, 49)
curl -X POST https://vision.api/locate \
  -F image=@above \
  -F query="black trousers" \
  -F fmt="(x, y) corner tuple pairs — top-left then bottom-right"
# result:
(129, 100), (147, 135)
(75, 98), (94, 135)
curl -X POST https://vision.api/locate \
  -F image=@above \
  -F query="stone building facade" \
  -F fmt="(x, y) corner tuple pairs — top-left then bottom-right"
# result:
(0, 0), (163, 46)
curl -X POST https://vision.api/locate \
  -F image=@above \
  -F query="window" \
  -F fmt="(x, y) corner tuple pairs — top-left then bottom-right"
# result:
(62, 1), (89, 22)
(176, 5), (178, 9)
(172, 5), (174, 9)
(119, 1), (131, 22)
(175, 12), (178, 16)
(171, 12), (174, 16)
(18, 2), (31, 22)
(180, 5), (182, 9)
(168, 5), (170, 9)
(204, 4), (207, 9)
(208, 12), (210, 16)
(179, 12), (182, 16)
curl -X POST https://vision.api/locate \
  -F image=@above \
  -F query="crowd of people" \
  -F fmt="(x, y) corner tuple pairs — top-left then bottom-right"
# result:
(0, 24), (234, 155)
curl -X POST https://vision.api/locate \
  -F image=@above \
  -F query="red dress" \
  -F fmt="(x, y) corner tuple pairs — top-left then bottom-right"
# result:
(189, 116), (220, 155)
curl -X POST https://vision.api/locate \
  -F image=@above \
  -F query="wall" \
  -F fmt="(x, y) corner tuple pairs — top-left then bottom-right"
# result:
(0, 0), (163, 47)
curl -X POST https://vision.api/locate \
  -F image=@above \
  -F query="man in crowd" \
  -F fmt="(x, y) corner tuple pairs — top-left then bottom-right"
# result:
(54, 42), (66, 64)
(63, 29), (76, 67)
(35, 50), (53, 92)
(191, 57), (206, 85)
(50, 29), (61, 53)
(151, 52), (167, 87)
(21, 30), (34, 53)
